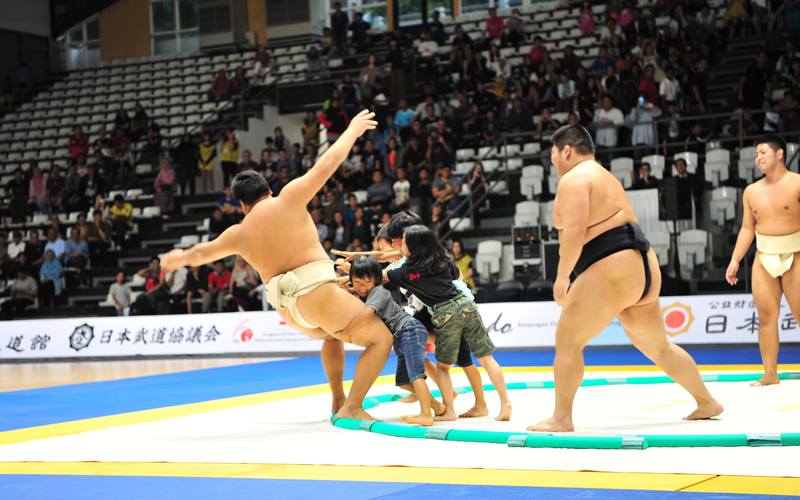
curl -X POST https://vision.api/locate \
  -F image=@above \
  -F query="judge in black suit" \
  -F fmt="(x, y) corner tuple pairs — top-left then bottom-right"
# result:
(674, 158), (704, 214)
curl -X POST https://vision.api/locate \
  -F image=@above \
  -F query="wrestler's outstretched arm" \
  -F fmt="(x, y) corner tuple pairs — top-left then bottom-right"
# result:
(553, 175), (591, 307)
(281, 110), (377, 206)
(160, 224), (241, 272)
(726, 187), (756, 285)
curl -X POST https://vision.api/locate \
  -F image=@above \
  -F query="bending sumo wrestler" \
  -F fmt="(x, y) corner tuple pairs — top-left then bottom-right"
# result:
(528, 124), (723, 432)
(727, 135), (800, 387)
(161, 110), (393, 421)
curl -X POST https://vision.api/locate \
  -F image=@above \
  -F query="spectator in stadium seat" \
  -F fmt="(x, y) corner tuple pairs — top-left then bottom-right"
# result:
(484, 7), (505, 46)
(38, 250), (62, 309)
(113, 109), (131, 137)
(739, 50), (772, 110)
(638, 64), (659, 105)
(76, 165), (103, 212)
(593, 94), (625, 165)
(154, 158), (176, 214)
(85, 210), (110, 267)
(529, 36), (548, 66)
(590, 46), (614, 78)
(7, 231), (24, 266)
(625, 8), (645, 41)
(426, 10), (446, 44)
(44, 226), (65, 263)
(1, 264), (37, 319)
(184, 266), (208, 315)
(674, 158), (704, 214)
(172, 134), (197, 196)
(580, 1), (596, 36)
(208, 207), (230, 241)
(601, 18), (623, 45)
(451, 25), (473, 51)
(230, 66), (250, 97)
(776, 91), (800, 134)
(630, 162), (660, 190)
(323, 190), (346, 222)
(563, 46), (583, 78)
(271, 166), (292, 196)
(350, 11), (371, 54)
(300, 145), (315, 178)
(330, 211), (352, 250)
(321, 27), (337, 58)
(556, 73), (577, 113)
(130, 103), (149, 142)
(227, 256), (259, 312)
(107, 194), (133, 249)
(112, 161), (137, 193)
(343, 194), (358, 224)
(432, 164), (461, 214)
(93, 126), (114, 158)
(505, 9), (526, 51)
(507, 97), (533, 133)
(198, 133), (216, 192)
(140, 124), (163, 169)
(659, 65), (681, 109)
(252, 45), (273, 78)
(109, 270), (131, 316)
(41, 165), (65, 215)
(630, 92), (662, 162)
(68, 126), (90, 165)
(576, 74), (599, 125)
(166, 265), (188, 313)
(417, 32), (439, 75)
(236, 150), (258, 175)
(219, 186), (243, 223)
(207, 69), (229, 102)
(366, 170), (394, 213)
(219, 129), (240, 188)
(112, 128), (132, 156)
(64, 227), (89, 284)
(350, 207), (372, 243)
(724, 0), (749, 36)
(25, 229), (45, 271)
(391, 166), (411, 210)
(276, 148), (299, 178)
(5, 168), (29, 223)
(301, 111), (320, 149)
(320, 99), (350, 143)
(134, 256), (167, 315)
(310, 209), (329, 243)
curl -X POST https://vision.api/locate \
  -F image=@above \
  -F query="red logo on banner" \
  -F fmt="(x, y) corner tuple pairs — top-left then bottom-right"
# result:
(661, 302), (695, 337)
(234, 319), (254, 342)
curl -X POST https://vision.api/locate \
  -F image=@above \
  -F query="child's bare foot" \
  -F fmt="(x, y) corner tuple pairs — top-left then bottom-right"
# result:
(751, 374), (780, 387)
(683, 399), (724, 421)
(434, 408), (458, 421)
(527, 414), (573, 432)
(336, 404), (382, 422)
(431, 398), (447, 416)
(401, 414), (434, 426)
(397, 394), (419, 404)
(495, 401), (512, 421)
(331, 395), (347, 415)
(459, 404), (489, 418)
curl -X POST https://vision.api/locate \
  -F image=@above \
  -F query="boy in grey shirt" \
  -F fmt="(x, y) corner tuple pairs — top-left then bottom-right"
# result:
(109, 270), (131, 316)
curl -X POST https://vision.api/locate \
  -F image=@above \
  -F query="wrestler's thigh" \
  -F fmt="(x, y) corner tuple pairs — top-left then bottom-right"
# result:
(617, 299), (670, 355)
(777, 251), (800, 321)
(634, 249), (662, 306)
(276, 308), (336, 340)
(556, 253), (641, 348)
(752, 252), (784, 321)
(298, 282), (391, 344)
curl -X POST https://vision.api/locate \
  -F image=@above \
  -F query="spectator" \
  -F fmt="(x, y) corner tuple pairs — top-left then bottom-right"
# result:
(112, 161), (137, 192)
(276, 148), (299, 177)
(198, 133), (216, 192)
(271, 166), (292, 196)
(109, 270), (131, 316)
(219, 186), (243, 223)
(237, 150), (258, 174)
(113, 129), (133, 160)
(63, 164), (82, 212)
(166, 264), (189, 313)
(601, 18), (623, 45)
(172, 133), (198, 196)
(64, 228), (89, 285)
(739, 50), (772, 110)
(331, 211), (351, 250)
(311, 209), (329, 242)
(698, 3), (719, 39)
(184, 266), (208, 314)
(38, 250), (62, 309)
(134, 256), (167, 314)
(557, 73), (577, 112)
(91, 151), (111, 180)
(427, 10), (447, 44)
(450, 240), (475, 288)
(219, 129), (240, 188)
(638, 64), (659, 105)
(485, 7), (505, 46)
(323, 190), (346, 222)
(417, 32), (439, 75)
(76, 165), (103, 212)
(93, 126), (114, 158)
(319, 99), (350, 143)
(208, 69), (229, 102)
(392, 167), (411, 210)
(300, 145), (315, 177)
(252, 45), (273, 78)
(576, 75), (599, 125)
(482, 109), (501, 145)
(776, 91), (800, 134)
(384, 137), (403, 175)
(1, 265), (37, 319)
(140, 124), (163, 168)
(228, 256), (259, 312)
(107, 194), (133, 249)
(24, 230), (45, 273)
(208, 207), (230, 241)
(452, 25), (473, 50)
(537, 108), (562, 139)
(40, 165), (65, 215)
(154, 158), (176, 214)
(590, 46), (614, 77)
(343, 194), (358, 224)
(403, 135), (427, 176)
(659, 65), (681, 109)
(507, 97), (533, 132)
(593, 94), (625, 164)
(67, 126), (90, 166)
(674, 158), (704, 215)
(5, 168), (29, 223)
(432, 164), (461, 214)
(366, 170), (394, 213)
(429, 203), (446, 236)
(504, 9), (527, 50)
(300, 111), (320, 150)
(85, 210), (111, 267)
(2, 75), (13, 109)
(113, 109), (131, 137)
(321, 27), (337, 57)
(7, 231), (25, 264)
(631, 162), (660, 190)
(130, 103), (149, 142)
(685, 12), (709, 57)
(350, 11), (371, 54)
(630, 93), (662, 161)
(580, 1), (596, 36)
(724, 0), (750, 36)
(351, 207), (372, 243)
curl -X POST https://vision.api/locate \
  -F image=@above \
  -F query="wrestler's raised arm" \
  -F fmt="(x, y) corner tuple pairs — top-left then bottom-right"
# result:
(281, 110), (377, 206)
(552, 174), (591, 307)
(726, 186), (757, 285)
(160, 224), (241, 272)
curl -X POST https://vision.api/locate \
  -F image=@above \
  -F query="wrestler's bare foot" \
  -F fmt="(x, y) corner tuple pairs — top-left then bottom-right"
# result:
(750, 374), (781, 387)
(527, 414), (574, 432)
(398, 390), (458, 404)
(336, 405), (382, 422)
(331, 395), (347, 415)
(459, 404), (489, 418)
(401, 414), (434, 426)
(683, 400), (724, 421)
(495, 402), (512, 421)
(434, 409), (458, 422)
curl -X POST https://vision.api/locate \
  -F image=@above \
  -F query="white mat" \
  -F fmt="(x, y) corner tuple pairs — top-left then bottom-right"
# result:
(2, 371), (799, 477)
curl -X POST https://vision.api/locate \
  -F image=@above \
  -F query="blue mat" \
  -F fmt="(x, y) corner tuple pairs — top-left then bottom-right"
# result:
(2, 347), (797, 433)
(0, 475), (794, 500)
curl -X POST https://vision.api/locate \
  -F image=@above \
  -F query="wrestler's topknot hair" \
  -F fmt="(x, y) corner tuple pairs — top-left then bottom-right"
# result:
(757, 134), (788, 162)
(386, 210), (423, 240)
(350, 255), (383, 285)
(232, 170), (271, 206)
(550, 124), (596, 156)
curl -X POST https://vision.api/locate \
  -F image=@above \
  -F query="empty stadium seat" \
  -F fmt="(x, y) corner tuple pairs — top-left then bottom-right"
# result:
(475, 240), (503, 284)
(647, 231), (671, 267)
(141, 206), (161, 218)
(710, 187), (737, 227)
(704, 162), (730, 187)
(448, 217), (473, 232)
(514, 200), (540, 226)
(520, 165), (544, 199)
(176, 235), (200, 248)
(678, 229), (708, 272)
(610, 157), (633, 189)
(495, 281), (524, 302)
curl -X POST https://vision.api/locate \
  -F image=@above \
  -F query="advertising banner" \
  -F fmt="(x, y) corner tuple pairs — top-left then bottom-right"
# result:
(1, 294), (795, 360)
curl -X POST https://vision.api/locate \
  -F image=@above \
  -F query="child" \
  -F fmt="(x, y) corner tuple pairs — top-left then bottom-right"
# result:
(384, 225), (512, 421)
(109, 269), (131, 316)
(337, 255), (442, 426)
(580, 1), (595, 36)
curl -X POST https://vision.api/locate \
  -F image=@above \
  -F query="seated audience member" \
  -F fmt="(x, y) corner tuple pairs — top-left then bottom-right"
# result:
(107, 194), (133, 249)
(113, 109), (131, 137)
(85, 210), (111, 267)
(367, 170), (394, 213)
(392, 167), (411, 210)
(0, 233), (8, 279)
(5, 168), (29, 223)
(166, 265), (189, 313)
(130, 103), (149, 142)
(219, 186), (244, 222)
(485, 7), (505, 46)
(134, 256), (168, 315)
(209, 207), (230, 240)
(68, 126), (90, 165)
(237, 150), (258, 174)
(331, 211), (351, 250)
(432, 164), (461, 213)
(631, 162), (660, 190)
(276, 148), (299, 177)
(41, 165), (66, 215)
(7, 231), (25, 268)
(1, 265), (38, 319)
(77, 165), (104, 212)
(417, 32), (439, 73)
(427, 10), (447, 44)
(323, 190), (346, 222)
(24, 230), (45, 274)
(154, 158), (177, 214)
(184, 266), (208, 314)
(39, 250), (63, 309)
(311, 209), (329, 242)
(207, 69), (229, 102)
(344, 194), (359, 224)
(64, 228), (90, 285)
(351, 207), (372, 243)
(507, 9), (527, 49)
(109, 269), (131, 316)
(203, 260), (231, 313)
(271, 166), (292, 196)
(93, 126), (114, 158)
(44, 227), (66, 263)
(230, 66), (250, 96)
(228, 256), (259, 311)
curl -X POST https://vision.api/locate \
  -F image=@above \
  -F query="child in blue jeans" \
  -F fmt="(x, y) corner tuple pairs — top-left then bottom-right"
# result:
(337, 255), (443, 426)
(383, 225), (512, 422)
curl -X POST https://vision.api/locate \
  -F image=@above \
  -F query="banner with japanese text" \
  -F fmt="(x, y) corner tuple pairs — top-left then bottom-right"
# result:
(1, 294), (793, 360)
